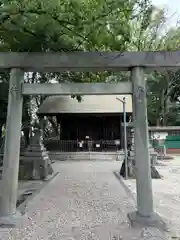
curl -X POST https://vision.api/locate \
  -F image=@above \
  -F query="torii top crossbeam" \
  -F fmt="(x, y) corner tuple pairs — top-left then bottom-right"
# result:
(0, 51), (179, 71)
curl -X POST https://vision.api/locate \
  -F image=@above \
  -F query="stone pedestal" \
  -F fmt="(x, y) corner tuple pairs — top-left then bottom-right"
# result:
(120, 129), (160, 179)
(0, 211), (22, 227)
(120, 130), (136, 178)
(128, 211), (167, 231)
(19, 129), (53, 180)
(148, 142), (158, 166)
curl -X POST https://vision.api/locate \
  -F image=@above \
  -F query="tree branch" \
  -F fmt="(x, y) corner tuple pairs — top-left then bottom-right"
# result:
(0, 9), (90, 44)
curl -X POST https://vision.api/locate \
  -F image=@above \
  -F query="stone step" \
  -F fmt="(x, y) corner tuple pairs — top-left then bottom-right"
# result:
(27, 147), (46, 152)
(23, 151), (49, 157)
(20, 156), (49, 162)
(49, 151), (124, 161)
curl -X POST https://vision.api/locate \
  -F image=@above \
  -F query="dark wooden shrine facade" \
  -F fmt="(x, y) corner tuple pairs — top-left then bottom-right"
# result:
(42, 112), (132, 152)
(38, 95), (133, 151)
(58, 113), (131, 141)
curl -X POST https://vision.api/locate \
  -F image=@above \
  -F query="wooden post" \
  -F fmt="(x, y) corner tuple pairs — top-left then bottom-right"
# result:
(0, 69), (24, 223)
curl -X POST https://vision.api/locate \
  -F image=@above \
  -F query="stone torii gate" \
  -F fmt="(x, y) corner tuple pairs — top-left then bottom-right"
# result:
(0, 51), (178, 227)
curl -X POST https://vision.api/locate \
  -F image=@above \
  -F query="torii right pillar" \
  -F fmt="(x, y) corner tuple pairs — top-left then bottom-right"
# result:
(128, 67), (167, 229)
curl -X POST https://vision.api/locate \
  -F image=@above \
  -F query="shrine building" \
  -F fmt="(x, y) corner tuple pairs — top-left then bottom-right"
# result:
(38, 95), (132, 151)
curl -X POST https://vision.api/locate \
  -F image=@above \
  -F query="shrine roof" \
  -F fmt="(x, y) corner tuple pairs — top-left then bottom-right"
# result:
(38, 95), (132, 114)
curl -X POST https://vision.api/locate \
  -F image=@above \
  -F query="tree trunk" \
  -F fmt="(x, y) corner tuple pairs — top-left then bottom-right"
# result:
(48, 117), (58, 136)
(156, 118), (160, 126)
(23, 127), (30, 147)
(0, 124), (2, 148)
(162, 97), (169, 126)
(160, 89), (165, 126)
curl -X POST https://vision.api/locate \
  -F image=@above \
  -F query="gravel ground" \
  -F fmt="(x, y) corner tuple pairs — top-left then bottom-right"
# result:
(123, 156), (180, 237)
(0, 161), (171, 240)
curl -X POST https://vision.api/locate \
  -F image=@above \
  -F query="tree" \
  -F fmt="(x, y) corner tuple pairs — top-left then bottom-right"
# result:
(0, 0), (153, 140)
(0, 0), (136, 51)
(0, 81), (8, 141)
(126, 4), (180, 126)
(146, 26), (180, 126)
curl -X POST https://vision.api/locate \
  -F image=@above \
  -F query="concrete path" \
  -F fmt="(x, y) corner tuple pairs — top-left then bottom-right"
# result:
(0, 161), (169, 239)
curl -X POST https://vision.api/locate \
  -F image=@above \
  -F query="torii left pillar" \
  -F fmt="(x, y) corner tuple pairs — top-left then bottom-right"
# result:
(0, 69), (24, 226)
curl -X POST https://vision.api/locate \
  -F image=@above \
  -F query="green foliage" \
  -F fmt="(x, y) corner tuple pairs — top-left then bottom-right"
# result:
(0, 82), (8, 126)
(0, 0), (146, 138)
(1, 0), (180, 136)
(126, 4), (180, 126)
(0, 0), (135, 52)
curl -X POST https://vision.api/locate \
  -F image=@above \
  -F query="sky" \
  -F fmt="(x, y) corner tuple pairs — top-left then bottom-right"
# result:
(151, 0), (180, 27)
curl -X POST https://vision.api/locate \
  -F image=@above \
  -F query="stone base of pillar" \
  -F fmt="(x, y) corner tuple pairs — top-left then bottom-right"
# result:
(128, 211), (168, 231)
(0, 210), (22, 227)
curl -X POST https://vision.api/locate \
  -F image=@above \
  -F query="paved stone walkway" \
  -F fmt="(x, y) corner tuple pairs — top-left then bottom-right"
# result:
(0, 161), (170, 239)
